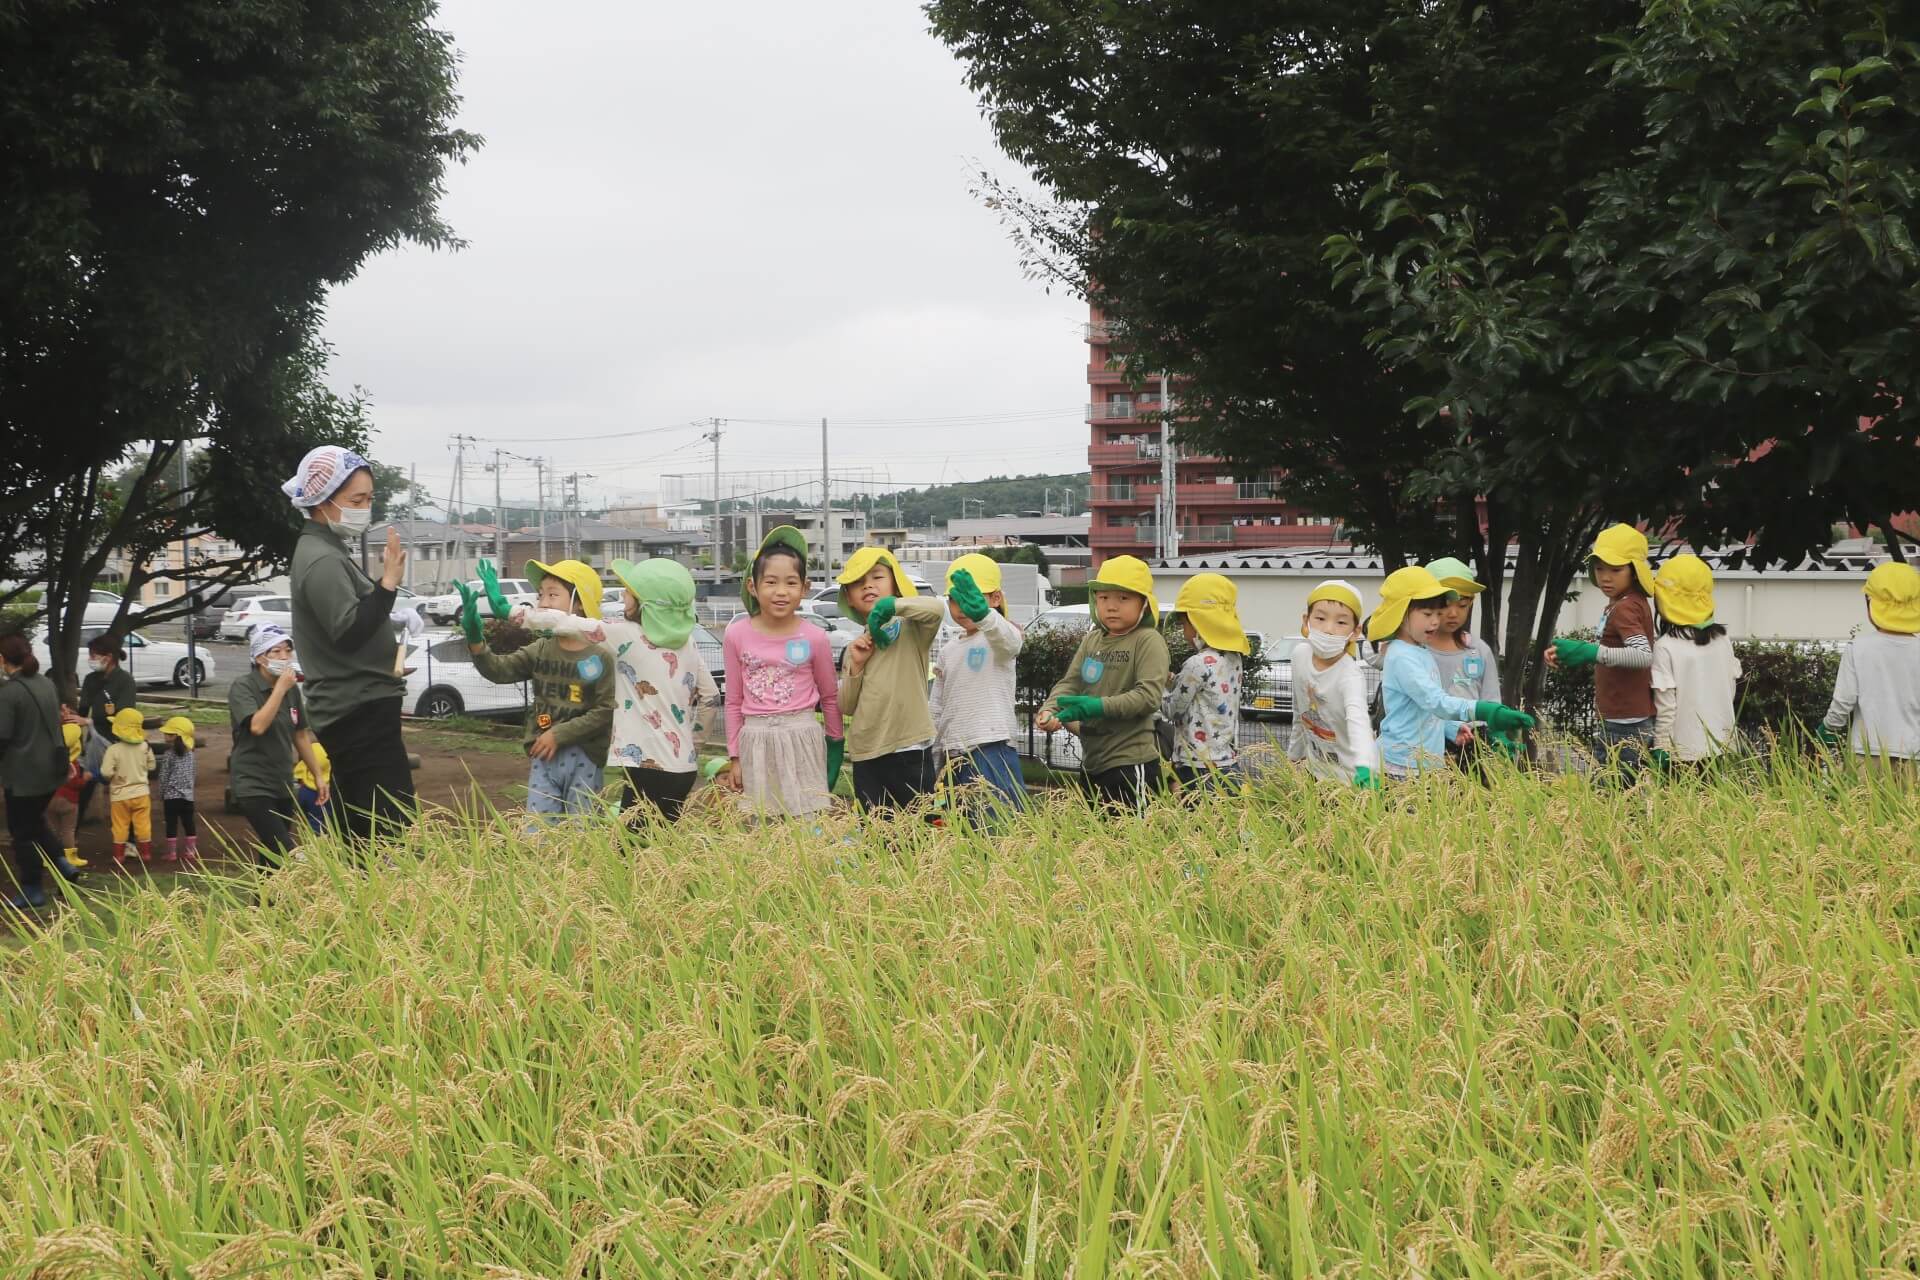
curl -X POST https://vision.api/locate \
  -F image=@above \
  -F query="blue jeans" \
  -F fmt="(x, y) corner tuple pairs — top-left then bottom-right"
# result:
(1598, 717), (1654, 779)
(527, 745), (606, 817)
(950, 742), (1028, 811)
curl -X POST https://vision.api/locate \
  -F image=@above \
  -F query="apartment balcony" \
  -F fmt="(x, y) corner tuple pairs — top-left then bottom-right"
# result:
(1235, 481), (1284, 500)
(1090, 523), (1157, 550)
(1174, 524), (1236, 548)
(1087, 485), (1155, 507)
(1233, 523), (1306, 547)
(1085, 399), (1165, 423)
(1086, 361), (1133, 385)
(1084, 320), (1129, 343)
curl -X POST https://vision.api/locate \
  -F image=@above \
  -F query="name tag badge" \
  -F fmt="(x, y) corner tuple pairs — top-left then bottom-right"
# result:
(784, 638), (812, 665)
(1081, 657), (1105, 684)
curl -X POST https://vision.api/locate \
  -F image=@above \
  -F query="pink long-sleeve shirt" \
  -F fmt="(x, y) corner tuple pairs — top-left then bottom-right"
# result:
(723, 615), (844, 757)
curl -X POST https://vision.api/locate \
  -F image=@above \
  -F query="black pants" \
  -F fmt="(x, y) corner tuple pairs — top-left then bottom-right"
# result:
(237, 793), (297, 867)
(851, 749), (934, 812)
(5, 792), (58, 894)
(1086, 762), (1166, 814)
(163, 798), (197, 837)
(620, 766), (697, 823)
(315, 697), (416, 847)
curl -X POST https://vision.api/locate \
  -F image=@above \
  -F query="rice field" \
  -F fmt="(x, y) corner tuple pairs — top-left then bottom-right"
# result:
(3, 759), (1917, 1277)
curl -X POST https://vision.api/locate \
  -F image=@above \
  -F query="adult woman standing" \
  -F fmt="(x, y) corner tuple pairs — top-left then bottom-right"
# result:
(63, 634), (138, 822)
(227, 626), (329, 865)
(282, 446), (415, 846)
(1, 634), (81, 908)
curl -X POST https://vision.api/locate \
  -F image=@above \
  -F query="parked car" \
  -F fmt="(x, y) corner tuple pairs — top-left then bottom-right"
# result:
(31, 628), (217, 689)
(405, 623), (728, 718)
(191, 584), (277, 640)
(221, 593), (294, 642)
(81, 589), (126, 628)
(792, 601), (857, 669)
(424, 577), (534, 624)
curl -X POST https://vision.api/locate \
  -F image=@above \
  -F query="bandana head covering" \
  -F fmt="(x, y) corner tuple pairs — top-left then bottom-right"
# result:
(1367, 565), (1450, 643)
(1652, 554), (1716, 627)
(282, 445), (371, 510)
(1173, 573), (1250, 654)
(250, 624), (293, 660)
(1864, 561), (1920, 634)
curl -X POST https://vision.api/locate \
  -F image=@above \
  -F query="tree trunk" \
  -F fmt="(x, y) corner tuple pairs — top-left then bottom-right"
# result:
(1474, 495), (1509, 665)
(1885, 518), (1909, 564)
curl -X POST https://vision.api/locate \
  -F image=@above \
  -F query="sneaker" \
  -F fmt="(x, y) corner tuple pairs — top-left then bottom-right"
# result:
(5, 886), (50, 910)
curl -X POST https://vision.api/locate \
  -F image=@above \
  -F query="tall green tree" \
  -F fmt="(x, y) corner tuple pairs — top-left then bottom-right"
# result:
(1, 0), (478, 688)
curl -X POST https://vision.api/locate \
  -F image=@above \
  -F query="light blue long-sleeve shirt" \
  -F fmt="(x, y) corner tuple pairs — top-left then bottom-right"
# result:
(1379, 640), (1478, 774)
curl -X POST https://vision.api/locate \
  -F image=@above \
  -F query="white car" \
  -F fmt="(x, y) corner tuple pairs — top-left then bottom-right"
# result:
(32, 630), (217, 689)
(405, 623), (728, 718)
(221, 592), (294, 642)
(425, 577), (534, 625)
(82, 589), (127, 628)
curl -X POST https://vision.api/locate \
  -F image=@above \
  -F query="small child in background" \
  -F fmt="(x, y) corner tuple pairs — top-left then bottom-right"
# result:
(154, 715), (199, 863)
(294, 741), (331, 832)
(837, 546), (948, 811)
(1423, 558), (1507, 765)
(1373, 567), (1533, 779)
(604, 556), (720, 823)
(928, 554), (1027, 812)
(460, 557), (616, 817)
(100, 706), (156, 864)
(1287, 580), (1380, 787)
(1547, 524), (1659, 774)
(47, 723), (88, 869)
(724, 527), (845, 817)
(1820, 561), (1920, 764)
(1163, 573), (1248, 792)
(1649, 555), (1743, 769)
(1037, 555), (1172, 812)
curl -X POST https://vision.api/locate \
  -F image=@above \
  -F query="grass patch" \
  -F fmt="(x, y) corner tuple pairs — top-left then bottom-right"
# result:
(2, 755), (1914, 1274)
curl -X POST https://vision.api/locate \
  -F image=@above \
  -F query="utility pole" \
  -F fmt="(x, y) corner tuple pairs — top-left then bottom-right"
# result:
(820, 417), (832, 579)
(535, 458), (549, 565)
(407, 462), (418, 590)
(178, 444), (198, 696)
(1159, 371), (1178, 562)
(705, 418), (723, 569)
(450, 434), (468, 579)
(490, 450), (506, 564)
(561, 472), (593, 561)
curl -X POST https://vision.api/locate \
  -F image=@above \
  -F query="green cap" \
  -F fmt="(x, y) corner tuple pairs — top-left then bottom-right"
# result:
(1423, 556), (1484, 597)
(741, 526), (810, 615)
(610, 557), (698, 649)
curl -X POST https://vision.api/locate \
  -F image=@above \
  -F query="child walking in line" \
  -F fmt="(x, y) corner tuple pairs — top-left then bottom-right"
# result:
(724, 527), (845, 817)
(1820, 561), (1920, 764)
(603, 556), (720, 823)
(1649, 555), (1743, 769)
(1037, 555), (1171, 812)
(100, 707), (156, 864)
(294, 742), (330, 832)
(1287, 581), (1380, 787)
(154, 715), (199, 863)
(47, 724), (88, 870)
(1547, 524), (1659, 774)
(459, 557), (615, 817)
(1163, 572), (1248, 792)
(1373, 567), (1534, 779)
(928, 554), (1027, 812)
(837, 545), (948, 811)
(1423, 557), (1507, 766)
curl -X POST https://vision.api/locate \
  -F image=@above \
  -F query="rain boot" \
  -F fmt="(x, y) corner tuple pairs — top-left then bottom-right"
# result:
(66, 848), (88, 869)
(112, 842), (128, 867)
(52, 852), (83, 882)
(161, 837), (178, 863)
(137, 841), (154, 864)
(182, 836), (200, 865)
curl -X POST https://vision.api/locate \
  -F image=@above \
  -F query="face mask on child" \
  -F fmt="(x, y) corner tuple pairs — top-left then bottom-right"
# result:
(1306, 629), (1350, 661)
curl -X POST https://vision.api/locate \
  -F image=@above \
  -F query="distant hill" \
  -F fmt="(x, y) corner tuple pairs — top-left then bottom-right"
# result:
(851, 473), (1089, 529)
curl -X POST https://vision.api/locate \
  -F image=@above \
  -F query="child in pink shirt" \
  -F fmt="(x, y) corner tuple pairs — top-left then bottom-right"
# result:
(723, 527), (845, 816)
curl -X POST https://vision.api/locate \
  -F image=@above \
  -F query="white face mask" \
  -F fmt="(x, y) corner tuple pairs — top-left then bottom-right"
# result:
(265, 658), (292, 677)
(331, 505), (373, 532)
(88, 657), (106, 673)
(1307, 629), (1351, 660)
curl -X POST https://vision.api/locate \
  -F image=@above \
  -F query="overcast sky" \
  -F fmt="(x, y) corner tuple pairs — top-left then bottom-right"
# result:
(318, 0), (1091, 518)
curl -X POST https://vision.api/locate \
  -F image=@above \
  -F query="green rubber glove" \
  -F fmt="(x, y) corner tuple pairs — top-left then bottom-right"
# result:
(1551, 637), (1599, 668)
(1474, 701), (1535, 735)
(1352, 765), (1381, 789)
(699, 755), (730, 781)
(948, 569), (990, 623)
(1650, 746), (1673, 772)
(826, 737), (845, 791)
(866, 596), (899, 648)
(476, 558), (511, 619)
(454, 582), (486, 646)
(1489, 729), (1525, 760)
(1055, 695), (1105, 723)
(1815, 723), (1844, 749)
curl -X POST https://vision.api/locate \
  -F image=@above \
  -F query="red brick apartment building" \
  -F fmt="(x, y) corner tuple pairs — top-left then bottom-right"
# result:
(1085, 307), (1340, 569)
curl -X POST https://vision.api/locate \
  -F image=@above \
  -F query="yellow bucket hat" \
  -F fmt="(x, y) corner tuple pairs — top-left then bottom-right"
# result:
(523, 558), (603, 622)
(836, 545), (918, 619)
(1305, 579), (1365, 627)
(1087, 555), (1159, 625)
(1423, 556), (1484, 597)
(159, 715), (197, 749)
(110, 706), (147, 744)
(62, 722), (82, 763)
(1367, 565), (1449, 643)
(945, 553), (1005, 613)
(1652, 554), (1716, 627)
(1864, 561), (1920, 634)
(1591, 523), (1656, 597)
(1173, 573), (1250, 655)
(741, 526), (811, 615)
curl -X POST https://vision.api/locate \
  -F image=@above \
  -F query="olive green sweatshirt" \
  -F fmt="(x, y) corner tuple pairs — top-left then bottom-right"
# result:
(289, 521), (404, 732)
(472, 636), (615, 758)
(838, 595), (945, 762)
(1043, 623), (1172, 774)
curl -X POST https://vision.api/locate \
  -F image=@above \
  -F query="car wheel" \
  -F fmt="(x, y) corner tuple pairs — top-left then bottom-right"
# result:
(416, 686), (463, 719)
(172, 658), (207, 688)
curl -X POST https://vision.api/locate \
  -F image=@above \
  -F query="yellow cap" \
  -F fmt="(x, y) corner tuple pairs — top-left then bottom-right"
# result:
(1087, 555), (1158, 626)
(1865, 561), (1920, 634)
(1305, 579), (1364, 627)
(945, 552), (1003, 596)
(110, 706), (147, 744)
(1367, 566), (1450, 643)
(62, 722), (82, 763)
(159, 716), (196, 750)
(1423, 557), (1484, 597)
(1591, 523), (1655, 597)
(1173, 573), (1250, 655)
(836, 546), (918, 619)
(523, 558), (603, 622)
(1652, 554), (1716, 627)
